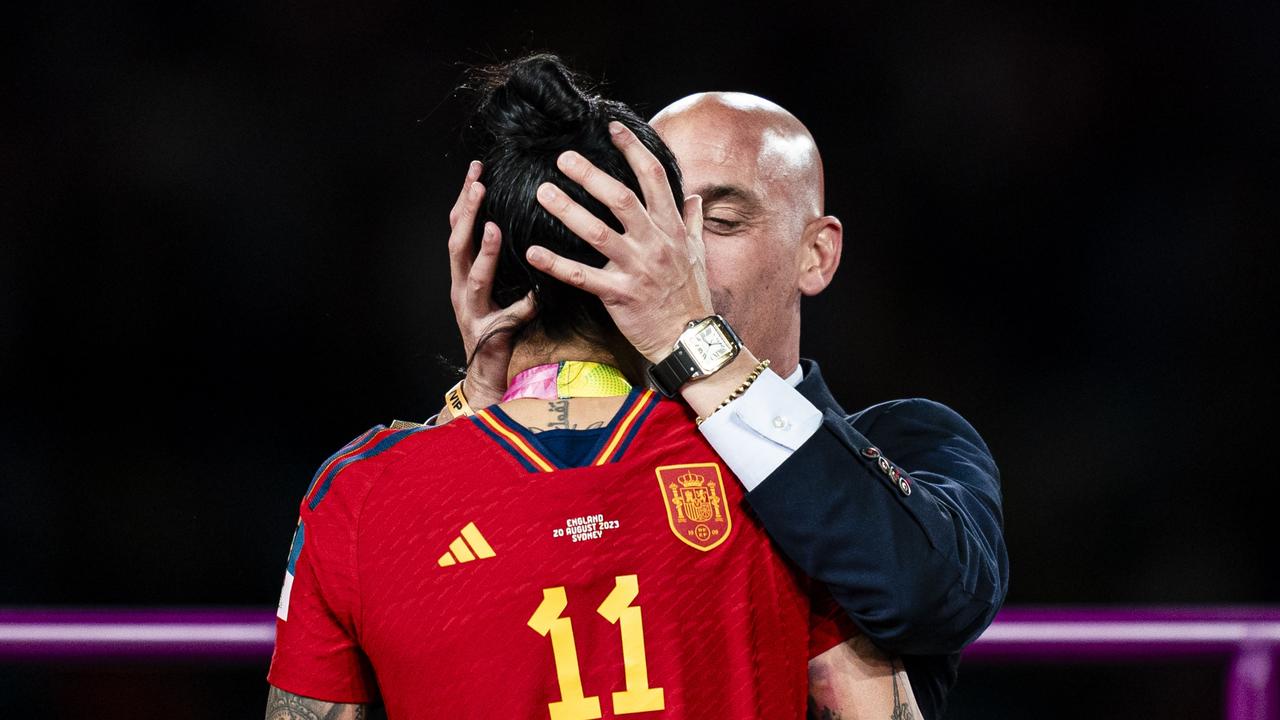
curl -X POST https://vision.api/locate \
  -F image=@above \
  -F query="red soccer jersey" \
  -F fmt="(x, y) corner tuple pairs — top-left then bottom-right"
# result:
(269, 389), (854, 719)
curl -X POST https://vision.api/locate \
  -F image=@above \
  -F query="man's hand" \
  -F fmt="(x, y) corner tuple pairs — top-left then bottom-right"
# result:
(443, 160), (536, 417)
(527, 121), (714, 363)
(527, 122), (762, 419)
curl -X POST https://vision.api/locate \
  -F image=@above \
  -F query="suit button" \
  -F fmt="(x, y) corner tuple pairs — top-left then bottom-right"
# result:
(862, 447), (880, 458)
(898, 477), (912, 495)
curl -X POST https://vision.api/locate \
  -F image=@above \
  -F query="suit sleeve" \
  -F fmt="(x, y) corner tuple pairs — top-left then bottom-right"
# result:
(267, 431), (384, 703)
(744, 399), (1008, 656)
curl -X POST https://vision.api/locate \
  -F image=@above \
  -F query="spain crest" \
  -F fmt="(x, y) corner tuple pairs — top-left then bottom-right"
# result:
(655, 463), (733, 551)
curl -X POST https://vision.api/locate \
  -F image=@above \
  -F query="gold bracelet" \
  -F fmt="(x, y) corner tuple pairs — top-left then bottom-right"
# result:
(695, 359), (770, 426)
(444, 379), (476, 417)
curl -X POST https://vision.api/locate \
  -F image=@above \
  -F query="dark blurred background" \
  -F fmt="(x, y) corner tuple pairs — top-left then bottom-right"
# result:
(2, 1), (1277, 717)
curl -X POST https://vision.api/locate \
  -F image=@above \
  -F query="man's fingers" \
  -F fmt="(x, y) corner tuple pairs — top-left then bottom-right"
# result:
(607, 121), (683, 235)
(448, 179), (485, 288)
(682, 195), (712, 308)
(466, 221), (502, 304)
(682, 194), (705, 255)
(555, 150), (653, 235)
(535, 182), (628, 260)
(526, 245), (614, 300)
(500, 290), (538, 326)
(447, 160), (483, 228)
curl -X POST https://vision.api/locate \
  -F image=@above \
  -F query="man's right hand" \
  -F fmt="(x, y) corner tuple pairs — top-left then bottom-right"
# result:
(526, 124), (761, 419)
(526, 123), (715, 365)
(441, 161), (536, 421)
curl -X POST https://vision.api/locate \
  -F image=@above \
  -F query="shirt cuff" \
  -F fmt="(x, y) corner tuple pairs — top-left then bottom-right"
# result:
(697, 368), (824, 491)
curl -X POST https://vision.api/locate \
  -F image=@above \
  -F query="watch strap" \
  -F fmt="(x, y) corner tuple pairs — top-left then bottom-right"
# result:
(646, 345), (699, 398)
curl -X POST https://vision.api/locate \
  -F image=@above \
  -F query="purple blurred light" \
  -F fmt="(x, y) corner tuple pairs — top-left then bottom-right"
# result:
(1, 606), (1276, 718)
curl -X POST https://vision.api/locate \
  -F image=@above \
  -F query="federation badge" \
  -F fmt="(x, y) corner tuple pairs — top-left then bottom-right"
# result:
(656, 463), (732, 551)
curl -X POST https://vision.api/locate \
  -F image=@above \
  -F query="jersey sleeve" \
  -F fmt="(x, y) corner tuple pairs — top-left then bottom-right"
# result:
(267, 426), (387, 703)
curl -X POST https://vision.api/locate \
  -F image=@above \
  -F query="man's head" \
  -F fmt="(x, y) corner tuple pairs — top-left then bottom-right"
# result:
(651, 92), (842, 376)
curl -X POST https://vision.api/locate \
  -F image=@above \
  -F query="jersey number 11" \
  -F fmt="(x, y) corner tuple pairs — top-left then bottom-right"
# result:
(527, 574), (666, 719)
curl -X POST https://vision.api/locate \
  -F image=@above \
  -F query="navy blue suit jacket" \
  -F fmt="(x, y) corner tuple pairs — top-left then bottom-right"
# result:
(755, 361), (1008, 720)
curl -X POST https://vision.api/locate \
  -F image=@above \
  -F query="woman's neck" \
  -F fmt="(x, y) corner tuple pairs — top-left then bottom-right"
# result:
(505, 334), (627, 386)
(500, 335), (636, 432)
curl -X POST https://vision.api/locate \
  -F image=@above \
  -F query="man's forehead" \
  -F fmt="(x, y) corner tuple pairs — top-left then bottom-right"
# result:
(657, 101), (813, 175)
(663, 124), (741, 164)
(666, 137), (765, 207)
(656, 116), (763, 186)
(653, 94), (823, 214)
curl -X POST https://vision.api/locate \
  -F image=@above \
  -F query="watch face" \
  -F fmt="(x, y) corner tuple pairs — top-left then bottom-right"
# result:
(689, 323), (735, 372)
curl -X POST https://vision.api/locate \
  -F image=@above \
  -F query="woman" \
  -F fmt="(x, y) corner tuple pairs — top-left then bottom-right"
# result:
(266, 54), (920, 720)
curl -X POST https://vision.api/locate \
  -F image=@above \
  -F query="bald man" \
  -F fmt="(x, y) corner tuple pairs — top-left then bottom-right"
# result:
(444, 92), (1007, 719)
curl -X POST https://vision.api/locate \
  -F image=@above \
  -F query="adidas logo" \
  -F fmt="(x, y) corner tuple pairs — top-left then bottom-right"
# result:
(437, 522), (496, 567)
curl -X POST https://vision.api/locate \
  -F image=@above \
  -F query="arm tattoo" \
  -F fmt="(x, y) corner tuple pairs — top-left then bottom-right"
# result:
(890, 659), (913, 720)
(266, 686), (367, 720)
(807, 696), (843, 720)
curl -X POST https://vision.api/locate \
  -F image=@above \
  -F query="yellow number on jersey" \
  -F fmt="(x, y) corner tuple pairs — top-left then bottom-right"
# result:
(528, 575), (666, 718)
(528, 586), (603, 720)
(597, 575), (665, 714)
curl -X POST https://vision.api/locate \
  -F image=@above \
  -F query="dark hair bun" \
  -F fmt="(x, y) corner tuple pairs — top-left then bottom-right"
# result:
(458, 53), (684, 382)
(471, 54), (601, 151)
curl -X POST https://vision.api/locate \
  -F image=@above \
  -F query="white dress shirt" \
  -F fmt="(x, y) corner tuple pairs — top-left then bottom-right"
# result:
(697, 364), (825, 491)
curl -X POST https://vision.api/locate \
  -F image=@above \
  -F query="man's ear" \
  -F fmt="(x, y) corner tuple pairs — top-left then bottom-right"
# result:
(797, 215), (843, 296)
